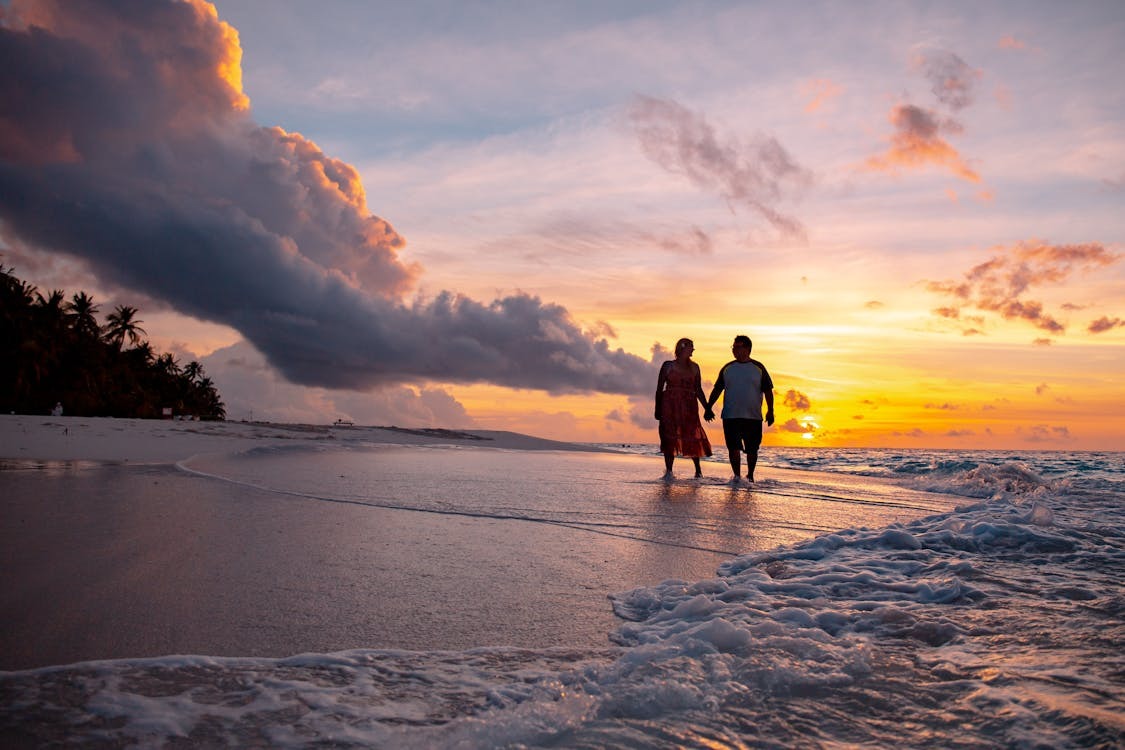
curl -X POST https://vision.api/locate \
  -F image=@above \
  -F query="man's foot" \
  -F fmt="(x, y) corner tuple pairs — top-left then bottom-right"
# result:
(662, 471), (674, 482)
(746, 474), (755, 483)
(728, 475), (743, 485)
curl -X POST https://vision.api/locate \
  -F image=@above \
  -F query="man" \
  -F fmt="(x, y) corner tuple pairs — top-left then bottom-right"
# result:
(704, 335), (775, 482)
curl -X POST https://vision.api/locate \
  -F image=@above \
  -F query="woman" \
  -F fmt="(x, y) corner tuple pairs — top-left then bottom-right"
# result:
(654, 338), (712, 479)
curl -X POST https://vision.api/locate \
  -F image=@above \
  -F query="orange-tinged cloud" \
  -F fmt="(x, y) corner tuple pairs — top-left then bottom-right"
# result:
(1088, 316), (1124, 333)
(867, 104), (980, 182)
(782, 389), (811, 411)
(802, 78), (843, 113)
(1, 0), (249, 167)
(0, 0), (652, 397)
(927, 240), (1121, 334)
(188, 0), (250, 111)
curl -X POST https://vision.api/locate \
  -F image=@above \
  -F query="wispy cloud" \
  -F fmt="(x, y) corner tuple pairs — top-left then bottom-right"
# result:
(0, 0), (651, 396)
(628, 94), (811, 239)
(912, 47), (981, 111)
(926, 241), (1121, 334)
(802, 78), (843, 113)
(1020, 424), (1070, 443)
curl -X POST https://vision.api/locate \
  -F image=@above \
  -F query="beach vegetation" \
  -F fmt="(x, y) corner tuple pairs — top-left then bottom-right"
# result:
(0, 265), (226, 419)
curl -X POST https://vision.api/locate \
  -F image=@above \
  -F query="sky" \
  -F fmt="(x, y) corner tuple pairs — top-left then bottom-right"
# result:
(2, 0), (1123, 449)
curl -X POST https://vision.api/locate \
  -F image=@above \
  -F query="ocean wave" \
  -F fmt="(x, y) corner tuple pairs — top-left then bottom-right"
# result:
(4, 488), (1121, 748)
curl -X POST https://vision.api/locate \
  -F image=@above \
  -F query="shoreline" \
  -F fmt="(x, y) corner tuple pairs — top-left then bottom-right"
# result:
(0, 414), (612, 464)
(1, 413), (971, 671)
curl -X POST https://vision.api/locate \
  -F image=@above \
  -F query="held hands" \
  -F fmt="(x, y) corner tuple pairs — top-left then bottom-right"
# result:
(703, 407), (715, 422)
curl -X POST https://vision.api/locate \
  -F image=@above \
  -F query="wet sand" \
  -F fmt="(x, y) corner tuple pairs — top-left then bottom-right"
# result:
(1, 417), (704, 669)
(1, 416), (960, 671)
(1, 460), (654, 669)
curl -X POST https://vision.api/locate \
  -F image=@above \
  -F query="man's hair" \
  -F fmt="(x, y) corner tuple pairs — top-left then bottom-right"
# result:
(733, 334), (752, 350)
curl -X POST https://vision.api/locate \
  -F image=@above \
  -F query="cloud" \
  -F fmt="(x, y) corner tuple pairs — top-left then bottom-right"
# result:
(778, 418), (811, 434)
(1088, 316), (1124, 334)
(1021, 424), (1070, 443)
(866, 104), (980, 182)
(892, 428), (926, 438)
(782, 389), (811, 411)
(649, 342), (673, 365)
(657, 226), (713, 256)
(204, 341), (474, 427)
(0, 0), (651, 397)
(628, 94), (811, 239)
(912, 47), (981, 111)
(926, 240), (1121, 334)
(802, 78), (843, 114)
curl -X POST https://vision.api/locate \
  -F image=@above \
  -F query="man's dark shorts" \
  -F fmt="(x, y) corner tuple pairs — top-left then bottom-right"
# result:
(723, 418), (763, 454)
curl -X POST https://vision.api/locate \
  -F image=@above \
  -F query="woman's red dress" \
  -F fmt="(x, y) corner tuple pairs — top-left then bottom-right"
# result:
(658, 364), (712, 458)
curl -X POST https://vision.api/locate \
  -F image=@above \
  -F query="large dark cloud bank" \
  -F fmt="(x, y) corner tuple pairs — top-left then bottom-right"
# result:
(0, 0), (650, 396)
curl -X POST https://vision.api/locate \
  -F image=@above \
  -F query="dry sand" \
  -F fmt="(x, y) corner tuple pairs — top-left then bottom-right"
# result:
(0, 414), (602, 464)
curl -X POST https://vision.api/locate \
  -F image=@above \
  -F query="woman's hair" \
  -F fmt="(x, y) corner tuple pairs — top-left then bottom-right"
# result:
(674, 338), (693, 355)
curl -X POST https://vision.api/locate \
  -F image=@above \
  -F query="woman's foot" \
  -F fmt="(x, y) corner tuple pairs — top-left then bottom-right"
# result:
(662, 471), (674, 482)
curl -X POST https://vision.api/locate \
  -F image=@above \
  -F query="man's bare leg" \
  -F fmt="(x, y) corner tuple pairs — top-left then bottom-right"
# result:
(746, 449), (759, 482)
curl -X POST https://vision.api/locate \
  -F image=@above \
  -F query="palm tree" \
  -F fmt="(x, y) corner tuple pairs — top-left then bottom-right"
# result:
(155, 353), (180, 377)
(183, 360), (203, 383)
(1, 264), (38, 312)
(195, 376), (226, 419)
(103, 305), (146, 350)
(0, 267), (227, 419)
(65, 292), (101, 339)
(34, 289), (67, 330)
(127, 341), (155, 367)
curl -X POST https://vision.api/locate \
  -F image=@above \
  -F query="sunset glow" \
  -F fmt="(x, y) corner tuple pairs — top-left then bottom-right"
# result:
(2, 0), (1122, 450)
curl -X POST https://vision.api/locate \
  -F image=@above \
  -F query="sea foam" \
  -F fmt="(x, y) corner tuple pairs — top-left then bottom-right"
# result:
(2, 450), (1121, 748)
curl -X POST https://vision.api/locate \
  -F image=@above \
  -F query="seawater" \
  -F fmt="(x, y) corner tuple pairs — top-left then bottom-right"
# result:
(1, 446), (1121, 748)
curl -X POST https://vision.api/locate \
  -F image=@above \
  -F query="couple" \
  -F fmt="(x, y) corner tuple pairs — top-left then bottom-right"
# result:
(654, 335), (775, 483)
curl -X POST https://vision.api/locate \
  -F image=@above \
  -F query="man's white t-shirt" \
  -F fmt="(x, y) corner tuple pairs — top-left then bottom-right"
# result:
(716, 360), (773, 420)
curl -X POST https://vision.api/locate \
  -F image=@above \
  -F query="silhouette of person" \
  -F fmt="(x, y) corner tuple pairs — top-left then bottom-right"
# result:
(655, 338), (712, 479)
(704, 335), (774, 482)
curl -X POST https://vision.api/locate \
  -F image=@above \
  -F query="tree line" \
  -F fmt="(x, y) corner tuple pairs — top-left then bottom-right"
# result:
(1, 264), (225, 419)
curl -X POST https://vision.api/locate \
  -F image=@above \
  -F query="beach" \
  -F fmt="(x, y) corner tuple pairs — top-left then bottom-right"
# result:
(0, 417), (652, 669)
(2, 415), (1121, 747)
(1, 415), (959, 670)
